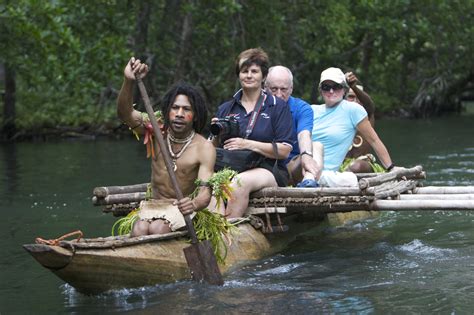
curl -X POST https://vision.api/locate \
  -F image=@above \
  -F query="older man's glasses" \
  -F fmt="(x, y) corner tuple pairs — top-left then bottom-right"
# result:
(321, 83), (343, 92)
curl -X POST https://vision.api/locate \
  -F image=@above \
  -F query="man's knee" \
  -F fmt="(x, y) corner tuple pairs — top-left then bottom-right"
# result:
(349, 160), (373, 173)
(149, 220), (172, 234)
(131, 220), (149, 237)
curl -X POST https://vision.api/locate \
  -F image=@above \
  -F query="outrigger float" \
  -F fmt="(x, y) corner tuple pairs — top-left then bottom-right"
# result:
(24, 166), (474, 294)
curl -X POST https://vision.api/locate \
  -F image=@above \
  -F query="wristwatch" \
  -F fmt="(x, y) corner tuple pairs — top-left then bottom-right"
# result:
(386, 163), (395, 171)
(300, 151), (313, 158)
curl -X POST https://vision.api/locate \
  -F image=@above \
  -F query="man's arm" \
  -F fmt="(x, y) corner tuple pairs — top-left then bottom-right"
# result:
(117, 58), (149, 132)
(295, 102), (322, 179)
(352, 85), (375, 122)
(298, 130), (322, 179)
(346, 72), (375, 122)
(177, 141), (215, 215)
(194, 141), (216, 210)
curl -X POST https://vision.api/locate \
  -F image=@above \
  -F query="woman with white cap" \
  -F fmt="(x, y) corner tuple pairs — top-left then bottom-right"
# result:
(311, 67), (396, 187)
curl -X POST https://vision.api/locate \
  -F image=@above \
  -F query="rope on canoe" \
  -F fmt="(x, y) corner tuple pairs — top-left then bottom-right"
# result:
(35, 230), (83, 246)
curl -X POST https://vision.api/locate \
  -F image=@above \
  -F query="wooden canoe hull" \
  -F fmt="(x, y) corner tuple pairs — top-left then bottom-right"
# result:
(23, 210), (377, 294)
(24, 223), (285, 294)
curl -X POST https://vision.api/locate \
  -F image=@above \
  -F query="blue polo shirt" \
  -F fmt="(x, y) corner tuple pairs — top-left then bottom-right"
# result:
(216, 89), (294, 167)
(286, 96), (313, 163)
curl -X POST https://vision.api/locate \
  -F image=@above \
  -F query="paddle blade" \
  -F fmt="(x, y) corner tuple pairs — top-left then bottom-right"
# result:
(183, 239), (224, 285)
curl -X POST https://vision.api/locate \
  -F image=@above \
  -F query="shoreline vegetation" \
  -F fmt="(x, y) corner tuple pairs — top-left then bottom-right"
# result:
(1, 2), (473, 142)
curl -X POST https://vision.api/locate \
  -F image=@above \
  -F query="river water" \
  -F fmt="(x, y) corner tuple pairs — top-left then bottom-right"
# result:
(1, 116), (473, 314)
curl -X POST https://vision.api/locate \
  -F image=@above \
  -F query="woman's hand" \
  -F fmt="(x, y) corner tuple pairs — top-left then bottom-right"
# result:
(389, 166), (404, 173)
(223, 137), (248, 151)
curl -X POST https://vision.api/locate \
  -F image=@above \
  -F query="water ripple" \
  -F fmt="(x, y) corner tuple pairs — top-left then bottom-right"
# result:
(397, 239), (456, 260)
(252, 262), (303, 276)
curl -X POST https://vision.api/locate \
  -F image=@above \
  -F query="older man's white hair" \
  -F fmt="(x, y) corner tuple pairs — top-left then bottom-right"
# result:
(266, 65), (294, 87)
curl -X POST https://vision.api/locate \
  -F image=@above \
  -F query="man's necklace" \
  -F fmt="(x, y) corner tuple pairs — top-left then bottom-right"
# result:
(166, 131), (195, 171)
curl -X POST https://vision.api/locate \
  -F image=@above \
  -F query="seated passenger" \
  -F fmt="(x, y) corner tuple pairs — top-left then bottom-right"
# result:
(212, 48), (293, 218)
(265, 65), (323, 188)
(311, 67), (396, 187)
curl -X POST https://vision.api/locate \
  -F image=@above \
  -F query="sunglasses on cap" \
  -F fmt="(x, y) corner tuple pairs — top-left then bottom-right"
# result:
(320, 83), (343, 91)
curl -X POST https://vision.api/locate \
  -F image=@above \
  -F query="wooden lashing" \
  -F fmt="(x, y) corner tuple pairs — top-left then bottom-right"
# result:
(35, 230), (84, 246)
(261, 190), (288, 233)
(263, 202), (273, 233)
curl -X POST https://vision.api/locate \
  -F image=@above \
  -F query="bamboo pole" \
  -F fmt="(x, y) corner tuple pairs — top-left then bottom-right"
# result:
(251, 187), (363, 198)
(399, 194), (474, 200)
(92, 192), (146, 205)
(102, 203), (139, 216)
(355, 172), (426, 180)
(370, 200), (474, 210)
(100, 197), (474, 217)
(413, 186), (474, 194)
(93, 183), (148, 198)
(358, 165), (424, 189)
(369, 180), (418, 199)
(293, 202), (370, 213)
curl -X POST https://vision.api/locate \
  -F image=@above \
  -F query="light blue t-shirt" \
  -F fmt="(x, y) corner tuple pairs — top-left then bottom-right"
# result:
(311, 100), (367, 171)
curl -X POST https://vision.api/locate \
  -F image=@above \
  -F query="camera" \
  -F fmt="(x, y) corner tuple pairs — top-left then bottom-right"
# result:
(210, 116), (240, 139)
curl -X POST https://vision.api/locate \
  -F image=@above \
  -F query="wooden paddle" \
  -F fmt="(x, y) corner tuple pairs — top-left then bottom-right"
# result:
(135, 76), (224, 285)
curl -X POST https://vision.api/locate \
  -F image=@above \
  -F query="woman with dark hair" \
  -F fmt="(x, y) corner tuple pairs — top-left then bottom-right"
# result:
(117, 57), (215, 236)
(212, 48), (294, 218)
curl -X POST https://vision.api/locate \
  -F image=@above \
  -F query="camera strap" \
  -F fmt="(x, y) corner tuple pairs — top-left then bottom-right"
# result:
(244, 92), (266, 139)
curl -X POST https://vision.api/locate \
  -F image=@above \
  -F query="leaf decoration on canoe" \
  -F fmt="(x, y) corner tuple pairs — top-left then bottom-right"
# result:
(208, 168), (239, 208)
(191, 169), (239, 263)
(192, 209), (237, 264)
(111, 209), (139, 236)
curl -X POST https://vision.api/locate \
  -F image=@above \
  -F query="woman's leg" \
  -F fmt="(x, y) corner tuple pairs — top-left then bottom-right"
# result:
(287, 155), (303, 185)
(225, 168), (277, 218)
(208, 196), (226, 215)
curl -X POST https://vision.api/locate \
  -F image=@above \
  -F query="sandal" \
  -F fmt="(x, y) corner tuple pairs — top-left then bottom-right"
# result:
(296, 179), (319, 188)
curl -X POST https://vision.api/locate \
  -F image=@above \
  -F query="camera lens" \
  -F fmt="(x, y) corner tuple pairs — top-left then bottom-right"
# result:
(210, 122), (224, 136)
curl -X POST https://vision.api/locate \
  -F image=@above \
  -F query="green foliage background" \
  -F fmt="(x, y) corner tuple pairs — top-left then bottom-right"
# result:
(1, 0), (473, 134)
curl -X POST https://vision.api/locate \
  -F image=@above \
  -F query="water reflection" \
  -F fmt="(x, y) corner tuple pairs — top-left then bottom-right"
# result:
(1, 142), (19, 202)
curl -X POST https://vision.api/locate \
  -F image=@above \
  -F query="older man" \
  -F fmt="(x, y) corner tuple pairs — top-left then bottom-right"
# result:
(265, 65), (322, 187)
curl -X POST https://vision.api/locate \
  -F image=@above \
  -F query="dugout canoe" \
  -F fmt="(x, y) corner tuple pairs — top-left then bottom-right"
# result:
(23, 215), (319, 295)
(24, 165), (474, 294)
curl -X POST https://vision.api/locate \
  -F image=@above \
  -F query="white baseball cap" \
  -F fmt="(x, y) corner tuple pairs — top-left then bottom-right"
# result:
(319, 67), (348, 87)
